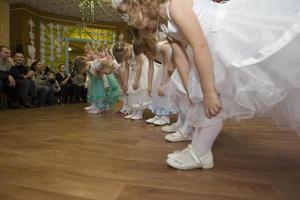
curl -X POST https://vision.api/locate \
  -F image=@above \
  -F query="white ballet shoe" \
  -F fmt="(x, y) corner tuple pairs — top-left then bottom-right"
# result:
(146, 116), (160, 124)
(167, 150), (181, 159)
(85, 104), (96, 111)
(164, 129), (192, 142)
(153, 116), (170, 126)
(131, 115), (143, 120)
(124, 114), (134, 119)
(84, 106), (92, 111)
(161, 123), (177, 133)
(166, 145), (214, 170)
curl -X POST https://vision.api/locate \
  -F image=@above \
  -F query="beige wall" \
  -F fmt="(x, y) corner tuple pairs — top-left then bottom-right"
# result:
(0, 0), (10, 47)
(9, 3), (128, 68)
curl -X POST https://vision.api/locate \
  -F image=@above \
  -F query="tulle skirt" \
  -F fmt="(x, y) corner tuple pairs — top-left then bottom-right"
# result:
(185, 0), (300, 134)
(165, 69), (191, 115)
(127, 61), (151, 110)
(149, 64), (176, 116)
(87, 74), (121, 110)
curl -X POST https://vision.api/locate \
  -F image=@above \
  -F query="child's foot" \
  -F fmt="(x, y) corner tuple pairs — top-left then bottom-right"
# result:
(131, 115), (143, 120)
(166, 145), (214, 170)
(153, 116), (170, 126)
(146, 116), (160, 124)
(85, 106), (92, 111)
(124, 113), (134, 119)
(161, 123), (177, 133)
(164, 129), (193, 142)
(131, 110), (143, 120)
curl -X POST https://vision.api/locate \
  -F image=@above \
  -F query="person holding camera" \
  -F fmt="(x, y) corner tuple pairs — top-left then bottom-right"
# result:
(31, 61), (56, 106)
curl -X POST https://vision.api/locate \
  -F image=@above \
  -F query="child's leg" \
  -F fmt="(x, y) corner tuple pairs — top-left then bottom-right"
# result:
(125, 110), (136, 119)
(191, 121), (223, 157)
(120, 96), (129, 113)
(167, 119), (223, 170)
(154, 115), (170, 126)
(161, 108), (185, 132)
(131, 109), (144, 120)
(164, 117), (193, 142)
(175, 110), (184, 127)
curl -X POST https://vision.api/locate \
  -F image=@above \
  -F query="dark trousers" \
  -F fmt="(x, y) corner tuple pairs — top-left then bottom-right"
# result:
(36, 85), (50, 106)
(0, 79), (4, 92)
(59, 82), (72, 104)
(13, 79), (37, 104)
(73, 84), (87, 103)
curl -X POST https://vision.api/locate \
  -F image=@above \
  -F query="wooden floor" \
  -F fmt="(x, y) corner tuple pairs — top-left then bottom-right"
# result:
(0, 104), (300, 200)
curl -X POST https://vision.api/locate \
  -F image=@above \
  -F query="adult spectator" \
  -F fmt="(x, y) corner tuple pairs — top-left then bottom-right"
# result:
(10, 52), (37, 108)
(55, 64), (72, 104)
(31, 61), (57, 106)
(0, 45), (19, 109)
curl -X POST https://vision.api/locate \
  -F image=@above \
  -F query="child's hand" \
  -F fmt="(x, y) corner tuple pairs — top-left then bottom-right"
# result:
(157, 85), (166, 96)
(203, 91), (222, 119)
(132, 80), (139, 90)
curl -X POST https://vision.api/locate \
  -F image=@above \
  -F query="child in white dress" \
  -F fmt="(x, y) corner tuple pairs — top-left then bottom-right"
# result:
(113, 41), (151, 120)
(113, 0), (300, 170)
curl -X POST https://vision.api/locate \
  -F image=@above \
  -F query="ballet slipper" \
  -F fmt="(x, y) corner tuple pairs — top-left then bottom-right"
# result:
(166, 145), (214, 170)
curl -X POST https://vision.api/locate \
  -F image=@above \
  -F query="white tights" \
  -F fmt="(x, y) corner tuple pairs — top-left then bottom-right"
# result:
(175, 120), (224, 163)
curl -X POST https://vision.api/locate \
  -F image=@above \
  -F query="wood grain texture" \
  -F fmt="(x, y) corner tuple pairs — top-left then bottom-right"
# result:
(0, 104), (300, 200)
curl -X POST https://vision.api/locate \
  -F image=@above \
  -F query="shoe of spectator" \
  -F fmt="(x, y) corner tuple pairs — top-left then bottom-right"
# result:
(8, 102), (24, 109)
(19, 97), (34, 108)
(0, 104), (5, 111)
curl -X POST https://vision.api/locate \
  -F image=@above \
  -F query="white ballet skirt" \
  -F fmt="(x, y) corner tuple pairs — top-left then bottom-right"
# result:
(165, 68), (193, 115)
(149, 41), (177, 116)
(166, 0), (300, 134)
(127, 53), (151, 110)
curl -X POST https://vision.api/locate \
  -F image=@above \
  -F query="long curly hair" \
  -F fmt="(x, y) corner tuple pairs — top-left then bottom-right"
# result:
(120, 0), (167, 28)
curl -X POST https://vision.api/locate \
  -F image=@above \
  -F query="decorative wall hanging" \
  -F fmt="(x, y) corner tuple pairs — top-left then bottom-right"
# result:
(40, 22), (46, 64)
(27, 18), (36, 65)
(40, 21), (116, 70)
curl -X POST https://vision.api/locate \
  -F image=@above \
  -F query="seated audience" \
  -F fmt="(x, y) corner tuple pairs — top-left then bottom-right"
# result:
(0, 46), (17, 110)
(31, 61), (57, 106)
(55, 64), (72, 104)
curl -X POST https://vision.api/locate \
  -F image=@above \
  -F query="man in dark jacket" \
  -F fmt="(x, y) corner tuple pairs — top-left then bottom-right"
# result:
(10, 52), (36, 108)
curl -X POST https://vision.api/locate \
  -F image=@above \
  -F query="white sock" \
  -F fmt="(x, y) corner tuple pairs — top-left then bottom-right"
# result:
(192, 120), (224, 157)
(136, 110), (143, 118)
(175, 111), (185, 128)
(120, 96), (128, 113)
(174, 119), (223, 164)
(161, 115), (170, 122)
(131, 110), (137, 116)
(178, 120), (193, 136)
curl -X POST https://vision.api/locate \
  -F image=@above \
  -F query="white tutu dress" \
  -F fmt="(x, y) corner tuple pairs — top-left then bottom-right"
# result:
(127, 52), (151, 110)
(149, 41), (177, 116)
(165, 0), (300, 134)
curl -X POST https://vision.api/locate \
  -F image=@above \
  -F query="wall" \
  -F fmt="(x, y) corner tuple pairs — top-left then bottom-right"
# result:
(0, 0), (10, 47)
(9, 3), (127, 71)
